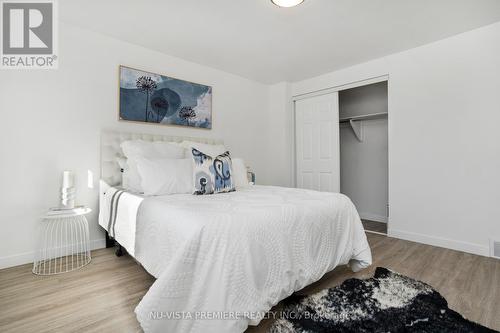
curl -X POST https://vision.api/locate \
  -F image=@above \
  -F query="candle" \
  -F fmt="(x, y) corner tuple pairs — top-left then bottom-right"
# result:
(62, 171), (74, 188)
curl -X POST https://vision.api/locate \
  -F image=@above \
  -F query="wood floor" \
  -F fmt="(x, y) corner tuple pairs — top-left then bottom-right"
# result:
(362, 219), (388, 234)
(1, 233), (499, 333)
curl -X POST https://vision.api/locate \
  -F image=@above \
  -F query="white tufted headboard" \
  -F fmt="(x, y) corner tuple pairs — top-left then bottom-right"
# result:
(101, 130), (223, 186)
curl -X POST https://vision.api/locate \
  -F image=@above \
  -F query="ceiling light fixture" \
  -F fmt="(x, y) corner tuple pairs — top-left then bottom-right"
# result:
(271, 0), (304, 8)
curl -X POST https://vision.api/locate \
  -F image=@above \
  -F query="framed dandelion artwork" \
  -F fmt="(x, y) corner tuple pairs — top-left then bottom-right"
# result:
(119, 66), (212, 129)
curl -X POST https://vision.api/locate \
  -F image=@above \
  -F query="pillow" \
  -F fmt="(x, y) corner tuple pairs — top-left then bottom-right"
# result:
(120, 140), (186, 192)
(191, 148), (235, 195)
(135, 157), (193, 196)
(231, 158), (250, 189)
(124, 159), (145, 192)
(181, 141), (226, 157)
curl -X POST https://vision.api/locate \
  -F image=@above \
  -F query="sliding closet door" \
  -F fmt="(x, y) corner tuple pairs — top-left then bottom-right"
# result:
(295, 92), (340, 192)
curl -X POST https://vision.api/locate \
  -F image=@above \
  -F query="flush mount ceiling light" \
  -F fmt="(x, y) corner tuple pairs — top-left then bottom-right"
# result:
(271, 0), (304, 8)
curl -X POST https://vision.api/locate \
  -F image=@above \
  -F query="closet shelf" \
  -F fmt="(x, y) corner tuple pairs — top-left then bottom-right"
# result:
(339, 112), (388, 123)
(340, 112), (387, 142)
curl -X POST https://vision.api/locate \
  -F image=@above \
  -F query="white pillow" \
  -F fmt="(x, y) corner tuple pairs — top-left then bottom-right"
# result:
(115, 157), (143, 193)
(135, 158), (193, 196)
(120, 140), (186, 192)
(181, 141), (226, 157)
(124, 159), (144, 192)
(232, 158), (249, 189)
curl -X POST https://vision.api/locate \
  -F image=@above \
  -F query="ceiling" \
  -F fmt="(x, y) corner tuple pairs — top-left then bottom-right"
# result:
(60, 0), (500, 84)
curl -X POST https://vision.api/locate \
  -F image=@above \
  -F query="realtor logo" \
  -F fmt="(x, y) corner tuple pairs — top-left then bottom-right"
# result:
(1, 0), (58, 69)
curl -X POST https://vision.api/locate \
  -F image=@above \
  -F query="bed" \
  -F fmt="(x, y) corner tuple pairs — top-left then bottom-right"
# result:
(98, 130), (372, 333)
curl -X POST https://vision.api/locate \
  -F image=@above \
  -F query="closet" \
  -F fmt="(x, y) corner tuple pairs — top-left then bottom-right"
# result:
(294, 80), (389, 234)
(339, 82), (388, 234)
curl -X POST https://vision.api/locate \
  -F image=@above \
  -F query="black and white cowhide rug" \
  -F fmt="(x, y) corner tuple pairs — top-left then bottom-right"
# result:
(269, 267), (497, 333)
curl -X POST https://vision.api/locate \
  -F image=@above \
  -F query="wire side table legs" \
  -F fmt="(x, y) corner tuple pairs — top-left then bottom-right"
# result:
(33, 211), (91, 275)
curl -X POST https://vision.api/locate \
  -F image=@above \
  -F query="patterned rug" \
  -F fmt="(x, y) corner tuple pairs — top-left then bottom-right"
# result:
(269, 267), (497, 333)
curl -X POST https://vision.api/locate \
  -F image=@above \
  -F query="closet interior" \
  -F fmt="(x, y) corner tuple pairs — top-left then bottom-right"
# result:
(338, 81), (388, 234)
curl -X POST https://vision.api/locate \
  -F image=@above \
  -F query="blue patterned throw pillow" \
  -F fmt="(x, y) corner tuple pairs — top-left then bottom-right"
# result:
(191, 148), (235, 195)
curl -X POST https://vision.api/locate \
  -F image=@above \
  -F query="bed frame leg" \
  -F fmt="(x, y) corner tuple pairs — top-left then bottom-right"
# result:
(106, 231), (126, 257)
(115, 245), (126, 257)
(105, 231), (115, 248)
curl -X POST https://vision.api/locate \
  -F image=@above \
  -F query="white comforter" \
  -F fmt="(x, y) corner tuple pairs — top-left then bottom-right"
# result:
(132, 185), (372, 333)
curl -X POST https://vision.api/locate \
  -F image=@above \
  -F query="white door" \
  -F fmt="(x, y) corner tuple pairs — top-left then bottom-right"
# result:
(295, 92), (340, 192)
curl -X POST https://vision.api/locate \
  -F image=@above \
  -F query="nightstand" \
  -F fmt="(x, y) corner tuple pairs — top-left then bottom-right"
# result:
(33, 207), (92, 275)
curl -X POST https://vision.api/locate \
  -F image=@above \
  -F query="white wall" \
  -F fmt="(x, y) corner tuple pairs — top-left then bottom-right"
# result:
(339, 83), (388, 223)
(340, 119), (388, 222)
(2, 20), (499, 269)
(267, 82), (293, 187)
(289, 22), (500, 256)
(0, 23), (271, 268)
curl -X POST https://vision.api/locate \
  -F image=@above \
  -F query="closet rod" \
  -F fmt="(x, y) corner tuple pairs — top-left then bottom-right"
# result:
(339, 112), (388, 123)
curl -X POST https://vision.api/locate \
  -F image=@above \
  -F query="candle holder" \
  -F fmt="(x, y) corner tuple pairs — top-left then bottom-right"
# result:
(61, 171), (75, 209)
(61, 188), (75, 209)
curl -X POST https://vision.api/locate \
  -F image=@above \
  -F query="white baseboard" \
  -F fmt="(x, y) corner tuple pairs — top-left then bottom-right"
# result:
(0, 239), (106, 270)
(364, 229), (387, 236)
(389, 229), (490, 257)
(359, 212), (388, 223)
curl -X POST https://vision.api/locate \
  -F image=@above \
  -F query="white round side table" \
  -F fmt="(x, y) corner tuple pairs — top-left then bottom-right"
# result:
(33, 207), (92, 275)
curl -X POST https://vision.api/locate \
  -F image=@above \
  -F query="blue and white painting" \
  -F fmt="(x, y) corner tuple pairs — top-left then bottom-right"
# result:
(119, 66), (212, 129)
